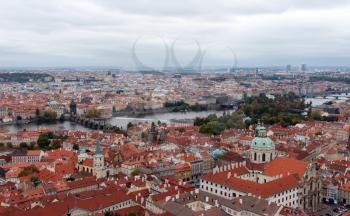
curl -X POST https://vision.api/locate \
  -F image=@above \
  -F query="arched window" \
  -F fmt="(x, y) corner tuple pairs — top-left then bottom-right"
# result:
(254, 152), (257, 161)
(270, 153), (273, 160)
(262, 153), (266, 162)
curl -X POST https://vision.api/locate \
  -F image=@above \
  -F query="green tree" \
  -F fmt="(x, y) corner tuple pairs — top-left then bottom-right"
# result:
(31, 176), (41, 187)
(38, 110), (57, 123)
(51, 140), (61, 149)
(28, 142), (36, 150)
(104, 212), (121, 216)
(127, 122), (134, 129)
(0, 167), (6, 178)
(37, 134), (50, 149)
(85, 108), (101, 118)
(19, 142), (28, 149)
(141, 131), (147, 142)
(131, 169), (140, 177)
(35, 108), (40, 117)
(242, 93), (306, 127)
(199, 121), (225, 135)
(19, 166), (39, 177)
(73, 144), (79, 151)
(46, 132), (54, 139)
(310, 112), (322, 121)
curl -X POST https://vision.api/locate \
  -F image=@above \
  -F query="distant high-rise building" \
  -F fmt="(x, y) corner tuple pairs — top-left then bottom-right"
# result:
(301, 64), (307, 73)
(286, 64), (292, 72)
(255, 68), (259, 78)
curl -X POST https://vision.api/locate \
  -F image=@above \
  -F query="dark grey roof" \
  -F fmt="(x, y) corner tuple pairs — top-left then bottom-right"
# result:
(154, 190), (281, 216)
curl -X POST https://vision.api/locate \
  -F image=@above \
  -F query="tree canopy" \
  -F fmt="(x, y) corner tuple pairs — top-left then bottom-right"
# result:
(195, 112), (245, 135)
(85, 108), (101, 118)
(38, 110), (57, 123)
(19, 165), (39, 177)
(242, 92), (307, 127)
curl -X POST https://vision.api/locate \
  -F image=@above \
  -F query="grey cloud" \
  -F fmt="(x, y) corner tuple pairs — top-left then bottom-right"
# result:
(0, 0), (349, 67)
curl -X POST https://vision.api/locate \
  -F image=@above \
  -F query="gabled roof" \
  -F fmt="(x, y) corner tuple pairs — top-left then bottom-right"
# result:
(263, 157), (308, 178)
(201, 167), (300, 198)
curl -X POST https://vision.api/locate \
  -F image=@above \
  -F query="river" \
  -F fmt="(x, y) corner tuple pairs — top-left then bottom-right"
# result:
(4, 94), (349, 133)
(305, 93), (350, 106)
(0, 110), (229, 133)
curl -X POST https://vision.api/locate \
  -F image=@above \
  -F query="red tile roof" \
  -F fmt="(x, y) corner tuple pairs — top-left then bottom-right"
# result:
(263, 157), (308, 178)
(201, 167), (300, 198)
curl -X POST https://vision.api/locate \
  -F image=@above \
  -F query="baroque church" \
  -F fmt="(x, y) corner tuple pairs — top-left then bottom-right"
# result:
(77, 139), (107, 179)
(250, 121), (276, 163)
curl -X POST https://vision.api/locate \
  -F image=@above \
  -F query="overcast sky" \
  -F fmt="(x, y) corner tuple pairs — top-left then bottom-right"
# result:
(0, 0), (350, 68)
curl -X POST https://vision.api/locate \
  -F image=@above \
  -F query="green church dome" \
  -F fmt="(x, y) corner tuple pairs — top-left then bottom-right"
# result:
(251, 136), (274, 148)
(251, 121), (274, 149)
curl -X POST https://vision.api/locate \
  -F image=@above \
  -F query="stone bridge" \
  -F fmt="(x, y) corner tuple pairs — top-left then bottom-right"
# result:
(70, 115), (122, 132)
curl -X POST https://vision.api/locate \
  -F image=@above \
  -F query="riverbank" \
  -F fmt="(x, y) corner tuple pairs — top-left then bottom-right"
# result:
(112, 104), (229, 117)
(0, 109), (232, 133)
(0, 121), (15, 126)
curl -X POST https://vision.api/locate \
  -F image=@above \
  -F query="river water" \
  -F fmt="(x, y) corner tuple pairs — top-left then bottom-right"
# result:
(305, 94), (350, 106)
(3, 94), (349, 133)
(0, 110), (228, 132)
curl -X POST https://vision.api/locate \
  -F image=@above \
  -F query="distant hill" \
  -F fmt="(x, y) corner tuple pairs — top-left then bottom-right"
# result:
(0, 73), (54, 83)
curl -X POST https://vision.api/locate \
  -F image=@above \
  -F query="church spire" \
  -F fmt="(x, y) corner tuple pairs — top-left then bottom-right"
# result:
(95, 139), (102, 155)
